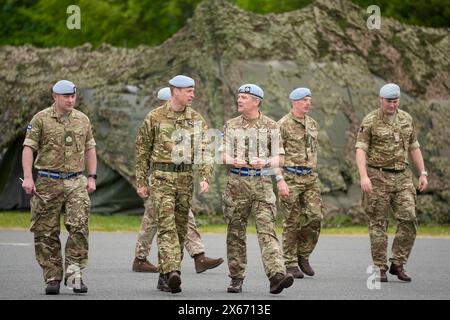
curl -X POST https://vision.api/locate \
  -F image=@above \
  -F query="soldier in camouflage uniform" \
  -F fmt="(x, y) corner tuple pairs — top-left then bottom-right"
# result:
(21, 80), (97, 295)
(135, 76), (211, 294)
(132, 87), (223, 276)
(221, 84), (294, 294)
(277, 88), (323, 279)
(355, 83), (428, 282)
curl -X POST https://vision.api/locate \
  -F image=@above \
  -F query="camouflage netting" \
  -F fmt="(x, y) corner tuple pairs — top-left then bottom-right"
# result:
(0, 0), (449, 222)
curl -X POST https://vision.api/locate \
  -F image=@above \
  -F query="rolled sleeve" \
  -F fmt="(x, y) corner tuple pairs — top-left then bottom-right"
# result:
(408, 120), (420, 151)
(355, 141), (369, 152)
(355, 120), (371, 152)
(23, 117), (42, 151)
(85, 121), (96, 150)
(85, 138), (96, 150)
(408, 141), (420, 151)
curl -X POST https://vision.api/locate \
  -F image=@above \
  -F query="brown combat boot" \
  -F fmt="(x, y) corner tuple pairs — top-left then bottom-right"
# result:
(167, 271), (182, 294)
(45, 280), (61, 295)
(379, 270), (388, 282)
(132, 257), (158, 273)
(286, 266), (304, 279)
(194, 253), (224, 273)
(157, 274), (171, 292)
(389, 263), (412, 282)
(269, 273), (294, 294)
(298, 256), (315, 276)
(227, 278), (243, 293)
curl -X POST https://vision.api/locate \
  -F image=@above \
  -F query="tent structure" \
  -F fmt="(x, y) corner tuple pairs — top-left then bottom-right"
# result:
(0, 136), (142, 213)
(0, 0), (449, 221)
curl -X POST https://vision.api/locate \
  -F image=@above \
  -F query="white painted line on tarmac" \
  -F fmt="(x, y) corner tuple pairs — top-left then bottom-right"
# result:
(0, 243), (31, 246)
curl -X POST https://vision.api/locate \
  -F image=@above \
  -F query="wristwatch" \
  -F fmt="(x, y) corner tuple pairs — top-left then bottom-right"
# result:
(275, 175), (284, 182)
(420, 171), (428, 177)
(88, 174), (97, 180)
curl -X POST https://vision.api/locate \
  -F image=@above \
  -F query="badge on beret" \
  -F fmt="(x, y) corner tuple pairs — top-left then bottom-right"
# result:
(245, 86), (251, 93)
(26, 124), (32, 130)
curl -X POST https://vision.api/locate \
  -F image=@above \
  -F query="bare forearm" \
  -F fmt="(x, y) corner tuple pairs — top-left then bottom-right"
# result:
(356, 148), (368, 178)
(270, 155), (284, 168)
(410, 148), (425, 172)
(222, 152), (235, 165)
(22, 147), (34, 179)
(85, 148), (97, 174)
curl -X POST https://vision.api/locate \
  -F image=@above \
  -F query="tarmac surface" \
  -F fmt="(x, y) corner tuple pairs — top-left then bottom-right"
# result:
(1, 230), (449, 300)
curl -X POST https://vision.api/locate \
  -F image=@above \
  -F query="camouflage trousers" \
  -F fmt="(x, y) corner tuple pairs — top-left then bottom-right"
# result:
(149, 170), (193, 274)
(134, 200), (205, 260)
(363, 167), (417, 271)
(279, 172), (323, 267)
(30, 175), (90, 283)
(222, 174), (284, 280)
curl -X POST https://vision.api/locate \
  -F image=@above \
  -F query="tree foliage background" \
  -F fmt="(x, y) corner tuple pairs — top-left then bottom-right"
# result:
(0, 0), (449, 47)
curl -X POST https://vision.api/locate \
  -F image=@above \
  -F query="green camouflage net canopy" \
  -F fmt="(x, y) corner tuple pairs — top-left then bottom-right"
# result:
(1, 0), (449, 221)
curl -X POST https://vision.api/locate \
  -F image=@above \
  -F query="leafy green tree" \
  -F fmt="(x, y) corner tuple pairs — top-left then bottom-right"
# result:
(0, 0), (448, 48)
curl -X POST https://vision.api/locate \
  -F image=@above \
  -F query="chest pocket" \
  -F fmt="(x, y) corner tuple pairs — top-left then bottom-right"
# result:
(372, 126), (393, 146)
(400, 124), (413, 150)
(73, 129), (86, 152)
(306, 128), (318, 155)
(43, 123), (63, 148)
(158, 123), (175, 151)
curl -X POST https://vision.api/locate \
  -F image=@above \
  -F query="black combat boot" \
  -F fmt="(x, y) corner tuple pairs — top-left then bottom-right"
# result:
(45, 280), (61, 295)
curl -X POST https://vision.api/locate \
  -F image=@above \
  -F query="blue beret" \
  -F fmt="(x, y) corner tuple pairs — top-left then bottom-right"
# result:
(52, 80), (76, 95)
(379, 83), (400, 99)
(157, 87), (171, 101)
(289, 87), (311, 100)
(168, 75), (195, 88)
(238, 84), (264, 99)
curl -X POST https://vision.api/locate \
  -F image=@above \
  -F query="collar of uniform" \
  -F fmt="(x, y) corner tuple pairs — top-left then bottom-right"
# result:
(289, 112), (308, 128)
(165, 101), (192, 119)
(50, 104), (76, 120)
(241, 111), (263, 124)
(378, 108), (397, 125)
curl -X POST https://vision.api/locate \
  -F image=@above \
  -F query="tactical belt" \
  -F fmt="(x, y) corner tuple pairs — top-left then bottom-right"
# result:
(284, 166), (313, 175)
(152, 163), (193, 172)
(38, 170), (82, 179)
(368, 165), (405, 173)
(229, 167), (272, 177)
